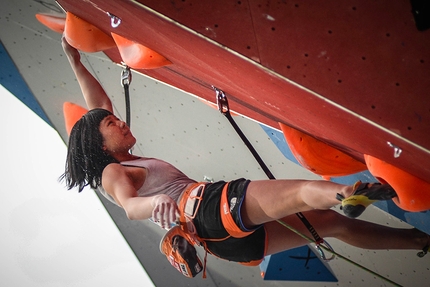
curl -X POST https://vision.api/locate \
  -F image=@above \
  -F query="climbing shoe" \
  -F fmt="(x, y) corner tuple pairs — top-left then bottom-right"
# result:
(336, 181), (397, 218)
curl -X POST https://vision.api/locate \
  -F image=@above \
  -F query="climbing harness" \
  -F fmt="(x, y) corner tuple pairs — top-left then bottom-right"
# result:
(213, 87), (402, 287)
(121, 65), (132, 127)
(214, 86), (334, 261)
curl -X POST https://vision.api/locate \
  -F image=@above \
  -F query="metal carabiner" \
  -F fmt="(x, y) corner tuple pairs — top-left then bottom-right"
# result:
(108, 12), (121, 28)
(121, 66), (132, 87)
(315, 240), (335, 261)
(213, 86), (230, 115)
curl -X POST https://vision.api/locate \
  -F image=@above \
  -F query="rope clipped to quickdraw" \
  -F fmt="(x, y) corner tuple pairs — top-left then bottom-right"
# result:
(213, 87), (402, 287)
(213, 87), (333, 260)
(275, 219), (402, 287)
(121, 65), (132, 127)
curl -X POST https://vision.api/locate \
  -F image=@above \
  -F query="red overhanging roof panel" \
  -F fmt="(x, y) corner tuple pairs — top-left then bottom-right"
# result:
(57, 0), (430, 183)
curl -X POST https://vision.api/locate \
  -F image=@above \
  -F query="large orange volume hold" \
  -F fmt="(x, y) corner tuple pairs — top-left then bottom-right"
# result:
(64, 12), (116, 53)
(279, 123), (367, 179)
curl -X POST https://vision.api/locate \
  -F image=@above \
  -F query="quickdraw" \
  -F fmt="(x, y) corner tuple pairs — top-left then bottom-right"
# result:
(213, 87), (402, 286)
(121, 65), (132, 127)
(213, 86), (334, 261)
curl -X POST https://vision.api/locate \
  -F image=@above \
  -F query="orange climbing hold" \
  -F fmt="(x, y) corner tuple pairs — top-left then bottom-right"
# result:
(364, 155), (430, 212)
(111, 32), (172, 69)
(63, 102), (88, 135)
(64, 12), (116, 53)
(35, 13), (66, 34)
(279, 123), (367, 179)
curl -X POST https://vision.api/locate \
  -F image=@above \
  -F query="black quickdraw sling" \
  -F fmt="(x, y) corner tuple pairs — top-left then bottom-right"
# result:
(121, 65), (132, 127)
(213, 87), (335, 261)
(211, 90), (406, 286)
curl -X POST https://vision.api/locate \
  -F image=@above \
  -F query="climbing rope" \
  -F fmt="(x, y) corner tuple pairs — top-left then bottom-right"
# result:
(275, 219), (402, 287)
(213, 87), (402, 287)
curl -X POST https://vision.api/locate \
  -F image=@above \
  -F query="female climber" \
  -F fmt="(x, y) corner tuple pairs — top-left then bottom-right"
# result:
(60, 36), (429, 267)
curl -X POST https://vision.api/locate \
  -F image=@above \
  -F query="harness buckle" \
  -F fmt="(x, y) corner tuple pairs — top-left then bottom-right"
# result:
(183, 185), (205, 219)
(178, 183), (207, 245)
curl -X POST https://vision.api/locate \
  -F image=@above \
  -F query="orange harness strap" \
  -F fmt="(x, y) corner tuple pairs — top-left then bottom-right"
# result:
(219, 183), (254, 238)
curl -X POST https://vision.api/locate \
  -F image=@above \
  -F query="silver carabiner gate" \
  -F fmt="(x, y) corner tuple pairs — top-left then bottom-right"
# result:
(315, 240), (335, 261)
(121, 66), (132, 87)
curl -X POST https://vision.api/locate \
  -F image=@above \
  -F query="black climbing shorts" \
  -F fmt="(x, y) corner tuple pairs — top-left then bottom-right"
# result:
(192, 178), (267, 263)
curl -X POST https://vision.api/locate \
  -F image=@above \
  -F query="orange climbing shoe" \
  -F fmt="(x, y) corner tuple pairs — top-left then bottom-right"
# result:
(336, 181), (397, 218)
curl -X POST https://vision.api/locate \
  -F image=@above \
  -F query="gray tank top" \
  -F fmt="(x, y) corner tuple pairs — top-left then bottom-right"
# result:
(98, 157), (196, 206)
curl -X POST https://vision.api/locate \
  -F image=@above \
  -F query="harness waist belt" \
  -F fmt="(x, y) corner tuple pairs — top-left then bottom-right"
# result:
(179, 183), (206, 221)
